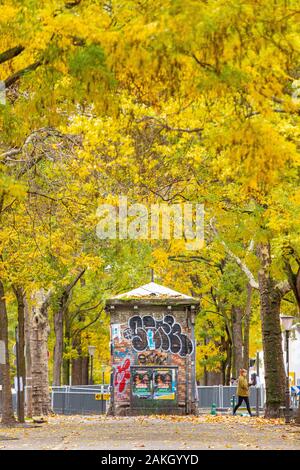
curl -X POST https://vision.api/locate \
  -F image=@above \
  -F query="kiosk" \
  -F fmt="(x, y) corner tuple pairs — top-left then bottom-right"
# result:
(106, 282), (200, 415)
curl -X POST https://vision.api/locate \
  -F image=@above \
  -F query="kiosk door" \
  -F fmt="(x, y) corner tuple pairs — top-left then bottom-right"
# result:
(130, 366), (178, 411)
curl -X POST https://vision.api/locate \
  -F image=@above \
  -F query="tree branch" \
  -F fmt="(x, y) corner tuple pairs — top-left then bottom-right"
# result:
(137, 116), (203, 134)
(1, 127), (82, 176)
(65, 268), (86, 296)
(275, 280), (292, 296)
(4, 60), (42, 88)
(191, 53), (216, 72)
(72, 309), (102, 338)
(209, 218), (259, 289)
(65, 0), (82, 8)
(0, 45), (25, 64)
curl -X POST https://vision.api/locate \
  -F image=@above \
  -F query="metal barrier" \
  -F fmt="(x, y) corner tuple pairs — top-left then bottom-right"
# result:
(2, 384), (299, 415)
(197, 385), (266, 409)
(51, 385), (110, 415)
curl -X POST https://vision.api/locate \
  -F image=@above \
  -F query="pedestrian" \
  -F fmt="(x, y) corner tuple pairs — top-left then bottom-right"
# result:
(233, 368), (253, 416)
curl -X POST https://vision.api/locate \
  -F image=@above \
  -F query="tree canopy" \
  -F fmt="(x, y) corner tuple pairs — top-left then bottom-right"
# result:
(1, 0), (300, 421)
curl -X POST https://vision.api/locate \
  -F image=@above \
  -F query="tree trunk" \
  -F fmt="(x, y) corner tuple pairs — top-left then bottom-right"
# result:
(225, 342), (232, 385)
(24, 295), (32, 418)
(223, 323), (233, 384)
(30, 290), (51, 416)
(206, 371), (223, 385)
(242, 283), (252, 370)
(257, 243), (286, 417)
(82, 356), (89, 384)
(203, 335), (208, 386)
(0, 280), (16, 425)
(283, 257), (300, 313)
(71, 336), (89, 385)
(63, 313), (71, 385)
(231, 305), (243, 378)
(72, 356), (89, 385)
(13, 286), (26, 423)
(53, 269), (86, 386)
(71, 357), (82, 385)
(53, 306), (64, 386)
(220, 333), (231, 385)
(72, 356), (90, 385)
(63, 356), (70, 385)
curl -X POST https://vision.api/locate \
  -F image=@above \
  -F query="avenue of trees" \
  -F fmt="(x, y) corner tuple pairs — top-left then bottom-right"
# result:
(1, 0), (300, 423)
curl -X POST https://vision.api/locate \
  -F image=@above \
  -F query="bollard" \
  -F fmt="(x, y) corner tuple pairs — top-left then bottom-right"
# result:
(231, 395), (236, 415)
(210, 403), (217, 415)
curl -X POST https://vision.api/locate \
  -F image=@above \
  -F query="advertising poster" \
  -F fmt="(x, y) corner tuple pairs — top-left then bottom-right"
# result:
(132, 369), (152, 398)
(111, 323), (121, 341)
(153, 368), (176, 400)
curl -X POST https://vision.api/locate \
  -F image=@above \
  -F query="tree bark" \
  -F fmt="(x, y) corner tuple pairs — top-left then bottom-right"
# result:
(0, 280), (16, 425)
(242, 284), (252, 370)
(71, 335), (89, 385)
(82, 356), (89, 384)
(30, 290), (51, 416)
(202, 335), (208, 386)
(12, 286), (26, 423)
(72, 356), (89, 385)
(225, 341), (232, 385)
(257, 243), (286, 417)
(231, 305), (243, 378)
(24, 295), (32, 418)
(63, 356), (70, 385)
(53, 305), (64, 386)
(224, 324), (232, 385)
(63, 311), (71, 385)
(220, 331), (231, 385)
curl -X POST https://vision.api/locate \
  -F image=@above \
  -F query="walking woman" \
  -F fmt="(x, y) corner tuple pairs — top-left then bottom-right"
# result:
(233, 368), (253, 416)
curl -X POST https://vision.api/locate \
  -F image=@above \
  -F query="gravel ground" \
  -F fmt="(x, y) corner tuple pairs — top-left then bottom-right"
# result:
(0, 414), (300, 450)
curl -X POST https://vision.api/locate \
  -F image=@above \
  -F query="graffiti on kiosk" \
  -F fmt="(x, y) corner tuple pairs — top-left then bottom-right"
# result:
(123, 314), (193, 357)
(138, 351), (168, 366)
(113, 348), (130, 360)
(114, 357), (131, 395)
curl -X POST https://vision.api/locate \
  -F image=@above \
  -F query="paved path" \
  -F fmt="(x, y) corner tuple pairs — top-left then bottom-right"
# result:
(0, 415), (300, 450)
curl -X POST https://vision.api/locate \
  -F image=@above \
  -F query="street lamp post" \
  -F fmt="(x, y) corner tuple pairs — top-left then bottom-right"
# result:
(280, 315), (294, 424)
(256, 351), (260, 417)
(101, 366), (105, 414)
(15, 326), (21, 422)
(88, 345), (96, 385)
(285, 329), (290, 424)
(295, 324), (300, 426)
